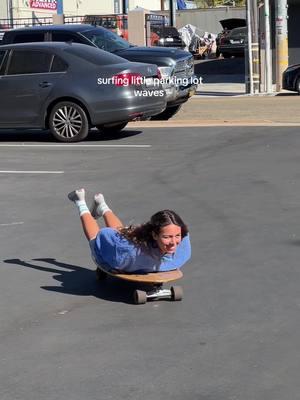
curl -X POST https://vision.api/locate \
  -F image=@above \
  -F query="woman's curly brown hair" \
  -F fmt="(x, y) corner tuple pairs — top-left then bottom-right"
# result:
(120, 210), (189, 249)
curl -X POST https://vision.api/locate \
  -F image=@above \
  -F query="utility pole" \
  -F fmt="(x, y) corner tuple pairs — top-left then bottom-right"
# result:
(121, 0), (128, 14)
(8, 0), (13, 27)
(264, 0), (273, 93)
(170, 0), (176, 27)
(275, 0), (288, 91)
(247, 0), (260, 94)
(246, 0), (252, 94)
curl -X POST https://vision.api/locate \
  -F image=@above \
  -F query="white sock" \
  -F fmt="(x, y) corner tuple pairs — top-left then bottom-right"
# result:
(76, 200), (90, 217)
(92, 193), (111, 218)
(68, 189), (90, 217)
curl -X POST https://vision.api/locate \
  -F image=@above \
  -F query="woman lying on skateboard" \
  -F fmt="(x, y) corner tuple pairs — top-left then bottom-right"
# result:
(68, 189), (191, 273)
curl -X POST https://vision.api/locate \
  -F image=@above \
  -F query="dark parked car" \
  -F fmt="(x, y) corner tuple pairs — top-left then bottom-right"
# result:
(2, 24), (197, 120)
(218, 26), (247, 58)
(282, 64), (300, 94)
(216, 18), (246, 58)
(150, 26), (185, 49)
(0, 42), (166, 142)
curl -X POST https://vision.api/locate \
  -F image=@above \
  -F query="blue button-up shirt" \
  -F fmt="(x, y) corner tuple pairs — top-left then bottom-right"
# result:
(93, 227), (191, 273)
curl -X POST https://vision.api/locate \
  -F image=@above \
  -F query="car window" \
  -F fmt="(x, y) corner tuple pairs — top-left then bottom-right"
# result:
(7, 50), (52, 75)
(0, 50), (7, 75)
(82, 28), (130, 52)
(11, 32), (45, 43)
(52, 32), (83, 43)
(50, 55), (68, 72)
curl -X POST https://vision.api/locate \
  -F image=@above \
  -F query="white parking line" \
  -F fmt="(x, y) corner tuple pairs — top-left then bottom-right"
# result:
(0, 144), (151, 148)
(0, 222), (24, 226)
(0, 171), (64, 174)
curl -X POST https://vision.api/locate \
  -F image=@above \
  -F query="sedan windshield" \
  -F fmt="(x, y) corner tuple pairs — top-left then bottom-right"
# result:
(81, 28), (131, 53)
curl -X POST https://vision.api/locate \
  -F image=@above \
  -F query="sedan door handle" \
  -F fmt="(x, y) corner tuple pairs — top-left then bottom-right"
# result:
(39, 81), (52, 88)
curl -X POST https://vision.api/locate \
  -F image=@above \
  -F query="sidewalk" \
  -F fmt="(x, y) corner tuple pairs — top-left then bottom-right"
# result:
(129, 83), (300, 128)
(195, 84), (245, 97)
(173, 90), (300, 124)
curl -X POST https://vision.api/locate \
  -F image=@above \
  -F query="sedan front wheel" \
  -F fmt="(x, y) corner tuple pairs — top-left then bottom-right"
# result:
(49, 101), (89, 142)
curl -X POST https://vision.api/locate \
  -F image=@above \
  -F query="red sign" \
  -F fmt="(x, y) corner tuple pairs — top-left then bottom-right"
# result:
(30, 0), (57, 10)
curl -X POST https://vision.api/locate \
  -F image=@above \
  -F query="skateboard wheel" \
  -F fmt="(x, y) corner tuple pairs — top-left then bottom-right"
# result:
(171, 286), (183, 301)
(96, 267), (108, 281)
(134, 290), (147, 305)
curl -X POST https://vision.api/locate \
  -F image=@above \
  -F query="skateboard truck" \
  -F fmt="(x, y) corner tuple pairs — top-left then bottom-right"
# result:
(134, 285), (183, 304)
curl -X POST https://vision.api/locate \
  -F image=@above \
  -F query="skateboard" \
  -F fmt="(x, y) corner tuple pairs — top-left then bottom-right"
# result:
(95, 265), (183, 304)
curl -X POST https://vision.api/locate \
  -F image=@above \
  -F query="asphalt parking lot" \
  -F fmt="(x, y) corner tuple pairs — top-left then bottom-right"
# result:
(1, 126), (300, 400)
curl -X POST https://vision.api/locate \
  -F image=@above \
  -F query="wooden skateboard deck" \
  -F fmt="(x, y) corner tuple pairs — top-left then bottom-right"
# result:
(101, 268), (182, 283)
(95, 265), (183, 304)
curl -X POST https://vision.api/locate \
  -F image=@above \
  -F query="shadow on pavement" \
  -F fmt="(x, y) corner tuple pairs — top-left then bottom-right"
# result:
(195, 90), (245, 96)
(3, 257), (140, 305)
(87, 129), (142, 141)
(275, 92), (298, 96)
(0, 129), (142, 143)
(0, 130), (54, 142)
(195, 58), (245, 84)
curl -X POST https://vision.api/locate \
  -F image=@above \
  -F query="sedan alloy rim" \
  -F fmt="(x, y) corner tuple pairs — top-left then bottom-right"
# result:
(53, 106), (83, 138)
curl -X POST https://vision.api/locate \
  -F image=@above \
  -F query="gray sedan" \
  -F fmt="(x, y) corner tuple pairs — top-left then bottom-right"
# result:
(0, 42), (166, 142)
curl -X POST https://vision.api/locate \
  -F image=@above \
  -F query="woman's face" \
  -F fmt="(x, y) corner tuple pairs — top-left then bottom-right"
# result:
(152, 224), (182, 254)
